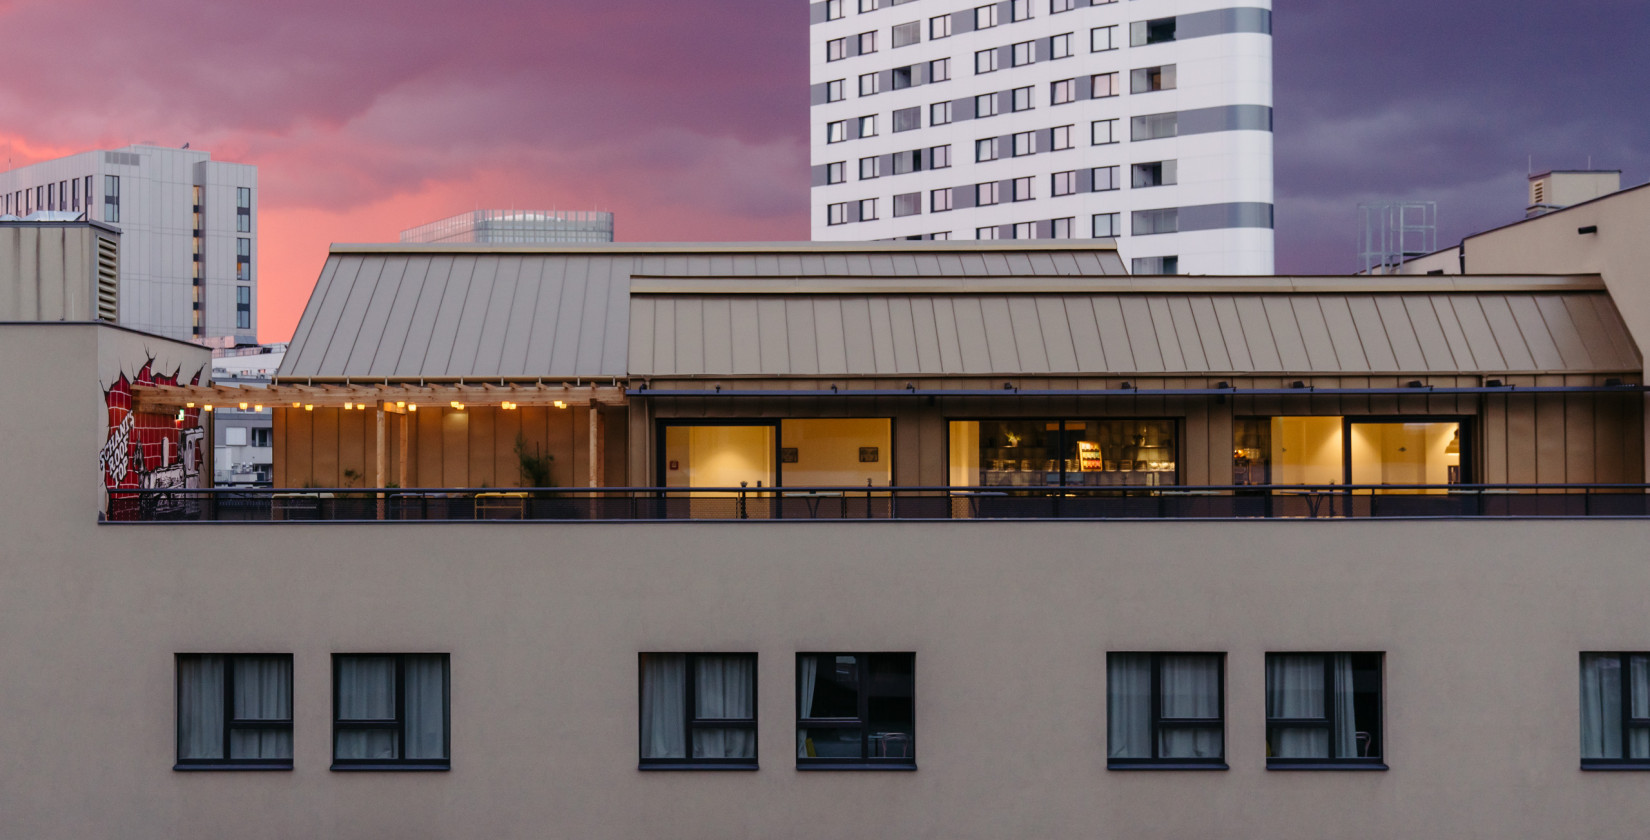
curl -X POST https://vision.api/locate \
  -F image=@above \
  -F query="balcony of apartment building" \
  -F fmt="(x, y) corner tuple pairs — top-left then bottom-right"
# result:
(97, 242), (1650, 524)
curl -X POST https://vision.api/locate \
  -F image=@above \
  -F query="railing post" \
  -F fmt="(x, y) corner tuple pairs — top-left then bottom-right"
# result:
(738, 482), (748, 520)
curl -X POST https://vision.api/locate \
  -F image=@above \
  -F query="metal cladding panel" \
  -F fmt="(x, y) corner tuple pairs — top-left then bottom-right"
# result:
(280, 253), (633, 379)
(630, 292), (1640, 377)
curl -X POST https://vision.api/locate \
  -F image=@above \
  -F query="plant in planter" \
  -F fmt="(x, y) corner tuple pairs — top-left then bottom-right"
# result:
(515, 433), (554, 488)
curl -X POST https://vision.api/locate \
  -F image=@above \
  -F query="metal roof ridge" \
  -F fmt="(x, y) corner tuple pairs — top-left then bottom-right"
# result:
(326, 240), (1122, 256)
(628, 274), (1608, 296)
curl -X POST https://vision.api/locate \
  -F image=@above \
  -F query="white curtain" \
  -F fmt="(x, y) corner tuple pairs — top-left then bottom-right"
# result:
(1633, 656), (1650, 759)
(693, 656), (756, 759)
(797, 655), (819, 758)
(1267, 654), (1328, 758)
(230, 656), (292, 760)
(640, 654), (687, 759)
(1106, 654), (1152, 758)
(403, 655), (448, 760)
(1581, 654), (1622, 759)
(1158, 655), (1222, 759)
(1332, 654), (1358, 758)
(177, 655), (225, 760)
(336, 656), (399, 760)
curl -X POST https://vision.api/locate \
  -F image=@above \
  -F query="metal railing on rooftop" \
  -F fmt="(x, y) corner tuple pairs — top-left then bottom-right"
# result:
(103, 484), (1650, 523)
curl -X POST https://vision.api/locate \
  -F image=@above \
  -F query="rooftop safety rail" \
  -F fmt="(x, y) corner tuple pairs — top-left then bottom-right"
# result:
(105, 483), (1650, 523)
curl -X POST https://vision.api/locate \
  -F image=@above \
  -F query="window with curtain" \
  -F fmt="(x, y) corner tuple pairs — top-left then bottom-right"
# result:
(332, 653), (449, 770)
(639, 653), (757, 769)
(1580, 653), (1650, 768)
(176, 653), (293, 769)
(1107, 653), (1224, 768)
(797, 653), (915, 768)
(1265, 653), (1385, 768)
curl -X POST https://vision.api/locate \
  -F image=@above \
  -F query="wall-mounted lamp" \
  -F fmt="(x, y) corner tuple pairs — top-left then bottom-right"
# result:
(254, 404), (263, 412)
(304, 404), (314, 411)
(203, 405), (213, 412)
(239, 402), (249, 410)
(1290, 380), (1307, 389)
(1578, 225), (1599, 235)
(1406, 380), (1426, 388)
(186, 402), (195, 408)
(408, 404), (417, 412)
(554, 400), (568, 409)
(1486, 379), (1505, 388)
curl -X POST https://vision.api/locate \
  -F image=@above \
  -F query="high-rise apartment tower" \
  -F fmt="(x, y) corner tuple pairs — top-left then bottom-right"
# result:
(809, 0), (1274, 274)
(0, 145), (257, 344)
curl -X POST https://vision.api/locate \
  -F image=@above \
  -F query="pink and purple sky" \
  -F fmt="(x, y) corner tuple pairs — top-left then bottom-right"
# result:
(2, 0), (1645, 342)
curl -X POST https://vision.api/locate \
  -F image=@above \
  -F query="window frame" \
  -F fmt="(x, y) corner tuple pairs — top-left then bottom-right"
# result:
(330, 653), (451, 772)
(1011, 176), (1034, 201)
(826, 161), (847, 185)
(1265, 652), (1387, 771)
(796, 652), (917, 771)
(929, 57), (951, 82)
(638, 652), (759, 771)
(174, 653), (294, 771)
(1051, 124), (1074, 150)
(826, 79), (846, 102)
(930, 14), (952, 38)
(975, 48), (999, 74)
(1581, 652), (1650, 770)
(1107, 652), (1228, 770)
(1010, 86), (1034, 112)
(1093, 212), (1121, 238)
(1051, 170), (1077, 197)
(1050, 32), (1073, 59)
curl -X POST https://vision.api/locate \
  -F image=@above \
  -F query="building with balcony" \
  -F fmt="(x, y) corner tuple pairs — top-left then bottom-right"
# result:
(4, 239), (1650, 838)
(808, 0), (1275, 276)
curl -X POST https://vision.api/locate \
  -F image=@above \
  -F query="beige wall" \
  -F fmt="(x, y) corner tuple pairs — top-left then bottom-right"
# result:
(7, 322), (1650, 839)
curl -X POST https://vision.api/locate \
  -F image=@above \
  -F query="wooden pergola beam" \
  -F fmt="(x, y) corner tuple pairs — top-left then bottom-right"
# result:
(130, 383), (628, 413)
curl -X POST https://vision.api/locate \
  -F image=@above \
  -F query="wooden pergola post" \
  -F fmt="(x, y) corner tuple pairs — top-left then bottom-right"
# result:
(375, 405), (387, 520)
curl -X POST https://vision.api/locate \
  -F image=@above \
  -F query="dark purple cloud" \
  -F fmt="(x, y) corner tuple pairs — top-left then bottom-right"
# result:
(1273, 0), (1650, 272)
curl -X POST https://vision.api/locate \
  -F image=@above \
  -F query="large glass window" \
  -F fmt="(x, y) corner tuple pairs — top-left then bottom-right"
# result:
(1233, 417), (1464, 489)
(1349, 420), (1463, 489)
(332, 653), (449, 770)
(1580, 653), (1650, 767)
(797, 653), (915, 768)
(1266, 653), (1384, 767)
(640, 653), (757, 768)
(950, 419), (1177, 487)
(176, 654), (292, 769)
(1108, 653), (1224, 767)
(662, 419), (891, 491)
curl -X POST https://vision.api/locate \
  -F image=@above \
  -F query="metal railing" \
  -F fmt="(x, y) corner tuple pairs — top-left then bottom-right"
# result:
(103, 484), (1650, 523)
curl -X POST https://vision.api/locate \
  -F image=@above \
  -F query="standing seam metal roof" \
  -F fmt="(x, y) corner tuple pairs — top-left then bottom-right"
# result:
(277, 245), (1130, 379)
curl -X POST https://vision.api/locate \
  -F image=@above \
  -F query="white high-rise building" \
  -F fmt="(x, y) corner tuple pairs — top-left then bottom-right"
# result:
(0, 145), (257, 344)
(809, 0), (1274, 274)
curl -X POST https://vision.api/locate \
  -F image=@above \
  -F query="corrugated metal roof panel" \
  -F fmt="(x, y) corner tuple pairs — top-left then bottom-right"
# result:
(632, 292), (1639, 377)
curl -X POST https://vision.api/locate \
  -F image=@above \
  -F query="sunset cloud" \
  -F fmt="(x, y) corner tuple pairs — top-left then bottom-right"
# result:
(1, 0), (1645, 338)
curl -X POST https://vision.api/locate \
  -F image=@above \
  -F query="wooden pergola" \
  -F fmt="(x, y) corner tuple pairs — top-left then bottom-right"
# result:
(132, 381), (627, 489)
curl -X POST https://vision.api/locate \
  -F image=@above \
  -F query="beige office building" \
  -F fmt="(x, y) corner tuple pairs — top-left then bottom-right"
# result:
(4, 237), (1650, 838)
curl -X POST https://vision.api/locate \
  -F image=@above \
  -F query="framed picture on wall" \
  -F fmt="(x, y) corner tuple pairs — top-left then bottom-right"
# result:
(859, 447), (879, 463)
(781, 447), (799, 463)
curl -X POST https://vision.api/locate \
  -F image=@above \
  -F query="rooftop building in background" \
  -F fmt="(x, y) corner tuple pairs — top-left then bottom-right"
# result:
(1527, 169), (1621, 218)
(0, 144), (257, 345)
(400, 210), (615, 244)
(808, 0), (1275, 275)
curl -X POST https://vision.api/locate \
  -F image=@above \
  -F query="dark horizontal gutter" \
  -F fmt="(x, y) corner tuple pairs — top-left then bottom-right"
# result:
(629, 385), (1647, 398)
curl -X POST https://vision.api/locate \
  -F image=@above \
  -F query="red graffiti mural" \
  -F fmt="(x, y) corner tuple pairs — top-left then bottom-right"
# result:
(102, 359), (206, 519)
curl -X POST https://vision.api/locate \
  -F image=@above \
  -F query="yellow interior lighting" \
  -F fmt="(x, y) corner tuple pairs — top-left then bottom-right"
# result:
(304, 404), (314, 411)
